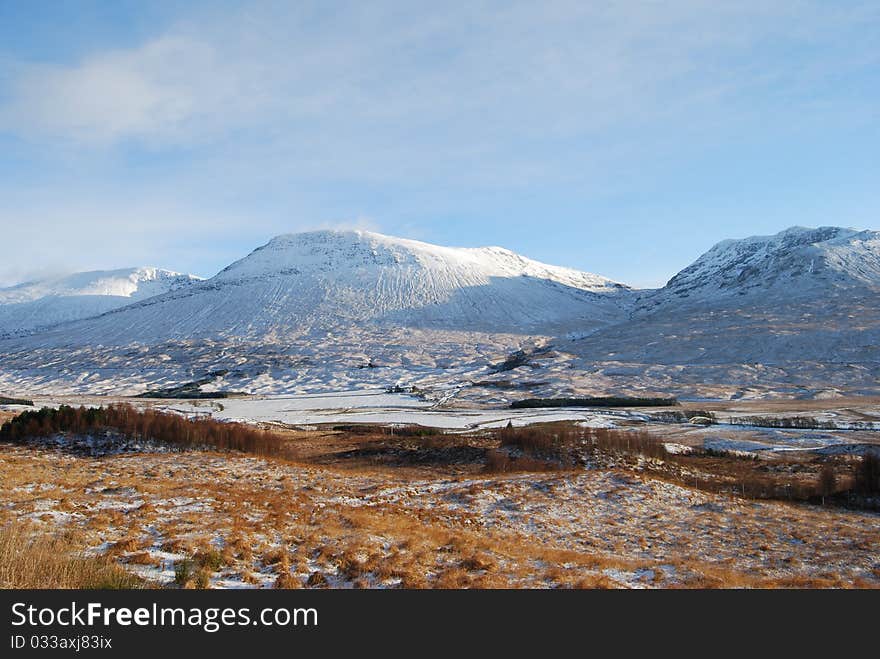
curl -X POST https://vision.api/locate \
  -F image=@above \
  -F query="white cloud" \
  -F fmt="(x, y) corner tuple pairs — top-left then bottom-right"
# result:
(0, 1), (876, 286)
(2, 37), (229, 144)
(4, 1), (875, 148)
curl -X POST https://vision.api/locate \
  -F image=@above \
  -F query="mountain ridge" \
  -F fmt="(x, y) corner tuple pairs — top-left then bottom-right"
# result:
(639, 225), (880, 312)
(0, 267), (202, 337)
(13, 229), (634, 344)
(0, 225), (877, 400)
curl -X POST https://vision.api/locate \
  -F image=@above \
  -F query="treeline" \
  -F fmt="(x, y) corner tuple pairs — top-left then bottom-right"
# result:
(482, 422), (880, 505)
(857, 454), (880, 494)
(510, 396), (677, 409)
(140, 390), (234, 400)
(331, 424), (442, 437)
(649, 411), (878, 431)
(0, 395), (33, 406)
(728, 415), (876, 431)
(651, 410), (717, 424)
(0, 404), (296, 459)
(485, 424), (668, 473)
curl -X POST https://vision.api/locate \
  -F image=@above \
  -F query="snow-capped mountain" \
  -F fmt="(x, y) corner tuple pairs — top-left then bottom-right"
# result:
(22, 230), (634, 345)
(564, 226), (880, 395)
(208, 230), (633, 329)
(0, 226), (877, 400)
(0, 267), (202, 336)
(640, 226), (880, 311)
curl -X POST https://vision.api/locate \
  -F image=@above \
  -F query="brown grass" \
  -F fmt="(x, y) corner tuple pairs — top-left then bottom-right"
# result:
(0, 524), (145, 589)
(2, 423), (878, 590)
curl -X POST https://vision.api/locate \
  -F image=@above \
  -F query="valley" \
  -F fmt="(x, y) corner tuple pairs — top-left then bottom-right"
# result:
(2, 393), (878, 589)
(2, 226), (879, 589)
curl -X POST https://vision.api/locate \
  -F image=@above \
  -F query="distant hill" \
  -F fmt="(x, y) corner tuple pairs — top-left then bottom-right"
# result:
(0, 267), (202, 337)
(0, 226), (877, 400)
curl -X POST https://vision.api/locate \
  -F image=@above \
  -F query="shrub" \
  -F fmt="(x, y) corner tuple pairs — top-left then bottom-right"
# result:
(174, 558), (194, 586)
(483, 449), (560, 473)
(0, 395), (33, 406)
(818, 464), (837, 504)
(194, 548), (224, 572)
(586, 427), (667, 461)
(729, 415), (838, 430)
(855, 454), (880, 494)
(194, 568), (212, 590)
(274, 571), (302, 589)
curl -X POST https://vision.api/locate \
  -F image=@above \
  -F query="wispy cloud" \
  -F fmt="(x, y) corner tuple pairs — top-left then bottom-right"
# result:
(1, 35), (247, 145)
(5, 2), (874, 147)
(0, 1), (877, 286)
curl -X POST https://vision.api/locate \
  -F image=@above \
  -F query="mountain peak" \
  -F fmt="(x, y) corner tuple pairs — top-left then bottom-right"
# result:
(0, 267), (201, 304)
(709, 225), (860, 253)
(651, 225), (880, 306)
(0, 266), (202, 336)
(215, 230), (630, 293)
(8, 231), (633, 343)
(265, 228), (389, 247)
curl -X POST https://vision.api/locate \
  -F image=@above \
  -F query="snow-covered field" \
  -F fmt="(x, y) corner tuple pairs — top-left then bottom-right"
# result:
(11, 388), (879, 458)
(3, 443), (878, 589)
(3, 386), (879, 589)
(158, 389), (632, 430)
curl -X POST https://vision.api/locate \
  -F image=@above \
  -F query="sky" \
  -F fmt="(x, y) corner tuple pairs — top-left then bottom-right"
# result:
(0, 0), (877, 289)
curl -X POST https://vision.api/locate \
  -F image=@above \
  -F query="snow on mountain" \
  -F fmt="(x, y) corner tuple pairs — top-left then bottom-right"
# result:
(26, 230), (634, 344)
(1, 226), (877, 400)
(0, 267), (202, 336)
(215, 231), (624, 294)
(561, 226), (880, 397)
(0, 230), (635, 397)
(640, 226), (880, 310)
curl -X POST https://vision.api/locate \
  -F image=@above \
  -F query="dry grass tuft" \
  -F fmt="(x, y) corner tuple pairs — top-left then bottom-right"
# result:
(0, 524), (144, 589)
(273, 569), (302, 589)
(106, 536), (150, 556)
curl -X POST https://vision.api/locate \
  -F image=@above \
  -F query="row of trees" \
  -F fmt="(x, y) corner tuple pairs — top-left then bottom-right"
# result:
(0, 404), (296, 460)
(489, 422), (880, 501)
(510, 396), (678, 409)
(496, 423), (668, 461)
(728, 415), (878, 431)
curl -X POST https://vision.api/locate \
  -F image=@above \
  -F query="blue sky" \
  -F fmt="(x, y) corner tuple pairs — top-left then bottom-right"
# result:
(0, 1), (877, 288)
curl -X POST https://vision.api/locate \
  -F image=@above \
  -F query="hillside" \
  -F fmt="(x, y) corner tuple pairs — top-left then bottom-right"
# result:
(639, 226), (880, 311)
(0, 226), (878, 400)
(558, 226), (880, 399)
(13, 230), (634, 344)
(0, 267), (202, 337)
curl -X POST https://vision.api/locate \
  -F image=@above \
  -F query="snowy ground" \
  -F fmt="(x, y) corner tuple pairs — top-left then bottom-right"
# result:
(1, 324), (878, 406)
(9, 390), (880, 457)
(3, 392), (879, 588)
(156, 389), (634, 430)
(2, 442), (878, 589)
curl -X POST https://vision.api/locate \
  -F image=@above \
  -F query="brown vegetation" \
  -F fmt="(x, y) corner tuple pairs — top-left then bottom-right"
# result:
(482, 422), (877, 508)
(1, 404), (297, 459)
(0, 524), (144, 589)
(2, 405), (878, 590)
(2, 407), (875, 509)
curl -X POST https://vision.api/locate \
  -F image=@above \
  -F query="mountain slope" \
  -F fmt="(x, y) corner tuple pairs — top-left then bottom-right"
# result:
(639, 226), (880, 312)
(25, 230), (634, 345)
(566, 226), (880, 373)
(0, 267), (202, 337)
(1, 226), (877, 400)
